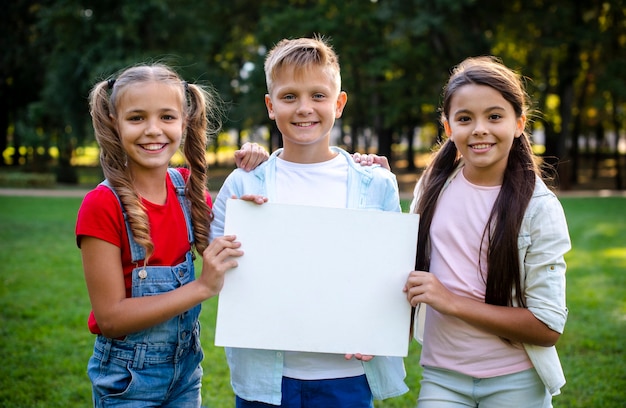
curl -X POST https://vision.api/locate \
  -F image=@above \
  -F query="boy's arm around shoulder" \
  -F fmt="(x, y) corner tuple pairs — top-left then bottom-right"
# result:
(210, 166), (266, 241)
(369, 165), (402, 213)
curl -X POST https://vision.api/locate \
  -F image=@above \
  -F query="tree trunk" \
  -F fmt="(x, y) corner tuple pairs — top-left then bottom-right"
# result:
(406, 128), (416, 172)
(610, 92), (624, 190)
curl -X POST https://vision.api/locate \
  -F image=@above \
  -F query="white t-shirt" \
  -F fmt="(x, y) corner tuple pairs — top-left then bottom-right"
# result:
(275, 154), (365, 380)
(420, 170), (532, 378)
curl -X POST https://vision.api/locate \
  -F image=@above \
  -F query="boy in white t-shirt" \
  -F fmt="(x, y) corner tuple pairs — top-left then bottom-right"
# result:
(210, 36), (408, 407)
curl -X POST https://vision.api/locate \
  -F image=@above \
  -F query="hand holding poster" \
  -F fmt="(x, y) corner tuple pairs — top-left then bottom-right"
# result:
(215, 199), (419, 357)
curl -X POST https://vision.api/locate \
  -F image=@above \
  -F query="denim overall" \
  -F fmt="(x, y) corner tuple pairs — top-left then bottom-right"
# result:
(88, 169), (204, 407)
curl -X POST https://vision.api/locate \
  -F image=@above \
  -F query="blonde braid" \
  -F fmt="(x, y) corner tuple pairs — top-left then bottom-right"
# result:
(88, 69), (161, 261)
(183, 83), (222, 254)
(89, 64), (223, 260)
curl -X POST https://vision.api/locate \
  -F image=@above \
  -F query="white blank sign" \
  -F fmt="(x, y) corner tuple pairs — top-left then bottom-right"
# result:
(215, 199), (419, 357)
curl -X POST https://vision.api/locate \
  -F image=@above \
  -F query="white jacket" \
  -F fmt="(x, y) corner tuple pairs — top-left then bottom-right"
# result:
(411, 162), (571, 396)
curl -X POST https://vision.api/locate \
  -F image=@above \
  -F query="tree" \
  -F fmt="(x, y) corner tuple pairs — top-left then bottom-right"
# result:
(0, 1), (47, 168)
(4, 0), (624, 190)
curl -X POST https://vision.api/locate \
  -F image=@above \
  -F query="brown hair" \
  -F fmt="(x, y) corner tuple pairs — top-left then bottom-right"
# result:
(89, 64), (221, 259)
(416, 56), (538, 308)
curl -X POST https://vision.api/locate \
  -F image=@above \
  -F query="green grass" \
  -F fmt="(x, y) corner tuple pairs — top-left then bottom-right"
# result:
(0, 195), (624, 407)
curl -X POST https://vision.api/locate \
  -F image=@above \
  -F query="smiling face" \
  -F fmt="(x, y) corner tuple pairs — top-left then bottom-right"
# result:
(113, 81), (185, 174)
(444, 83), (526, 186)
(264, 65), (347, 163)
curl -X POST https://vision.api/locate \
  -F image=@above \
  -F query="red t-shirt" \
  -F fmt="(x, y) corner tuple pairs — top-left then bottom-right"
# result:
(75, 168), (212, 334)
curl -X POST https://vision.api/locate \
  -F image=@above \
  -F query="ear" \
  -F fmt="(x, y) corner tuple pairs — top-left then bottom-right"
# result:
(515, 114), (527, 138)
(335, 91), (348, 118)
(443, 119), (452, 139)
(109, 114), (119, 134)
(265, 94), (275, 120)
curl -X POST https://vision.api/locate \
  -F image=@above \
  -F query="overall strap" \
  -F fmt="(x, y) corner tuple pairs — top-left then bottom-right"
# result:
(98, 179), (146, 263)
(166, 168), (195, 246)
(98, 169), (195, 264)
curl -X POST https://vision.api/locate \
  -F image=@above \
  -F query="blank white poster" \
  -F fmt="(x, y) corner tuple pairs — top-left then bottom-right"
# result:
(215, 199), (419, 357)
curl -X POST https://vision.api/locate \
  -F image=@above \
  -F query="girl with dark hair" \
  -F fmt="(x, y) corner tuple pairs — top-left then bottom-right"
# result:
(404, 56), (571, 407)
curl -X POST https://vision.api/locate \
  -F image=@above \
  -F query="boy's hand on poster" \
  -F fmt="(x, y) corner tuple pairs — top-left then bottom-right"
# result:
(344, 353), (374, 362)
(233, 194), (269, 205)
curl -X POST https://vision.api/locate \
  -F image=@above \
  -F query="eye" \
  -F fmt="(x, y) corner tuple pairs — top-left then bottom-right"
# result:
(128, 115), (144, 122)
(312, 93), (326, 100)
(489, 113), (502, 120)
(282, 94), (296, 101)
(457, 115), (471, 123)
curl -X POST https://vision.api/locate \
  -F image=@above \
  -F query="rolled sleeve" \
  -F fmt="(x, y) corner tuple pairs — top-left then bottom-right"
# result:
(372, 167), (402, 213)
(521, 192), (571, 333)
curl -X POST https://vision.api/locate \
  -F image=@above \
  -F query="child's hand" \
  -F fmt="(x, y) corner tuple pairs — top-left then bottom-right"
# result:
(199, 235), (243, 297)
(352, 153), (391, 171)
(232, 194), (268, 205)
(404, 270), (455, 313)
(235, 142), (270, 171)
(344, 353), (374, 362)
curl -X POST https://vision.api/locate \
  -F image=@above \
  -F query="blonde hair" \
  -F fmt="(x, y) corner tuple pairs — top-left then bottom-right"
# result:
(264, 36), (341, 94)
(88, 64), (221, 259)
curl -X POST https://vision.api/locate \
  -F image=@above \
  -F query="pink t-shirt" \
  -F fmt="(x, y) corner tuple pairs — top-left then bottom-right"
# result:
(420, 170), (532, 378)
(76, 168), (212, 334)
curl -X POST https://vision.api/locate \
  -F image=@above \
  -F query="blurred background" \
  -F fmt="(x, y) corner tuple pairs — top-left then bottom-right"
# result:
(2, 0), (625, 192)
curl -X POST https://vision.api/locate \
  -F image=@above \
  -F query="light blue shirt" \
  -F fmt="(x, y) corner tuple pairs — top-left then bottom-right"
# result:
(210, 147), (409, 405)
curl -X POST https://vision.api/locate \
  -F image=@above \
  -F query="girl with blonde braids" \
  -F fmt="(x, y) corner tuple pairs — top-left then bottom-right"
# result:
(76, 63), (268, 407)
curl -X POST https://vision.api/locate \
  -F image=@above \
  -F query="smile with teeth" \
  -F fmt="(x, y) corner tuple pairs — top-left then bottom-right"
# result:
(141, 143), (166, 151)
(470, 143), (494, 150)
(294, 122), (316, 127)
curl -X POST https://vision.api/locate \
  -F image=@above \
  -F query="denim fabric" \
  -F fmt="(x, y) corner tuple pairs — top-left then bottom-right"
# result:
(88, 329), (203, 407)
(89, 169), (204, 407)
(210, 147), (408, 405)
(236, 375), (374, 408)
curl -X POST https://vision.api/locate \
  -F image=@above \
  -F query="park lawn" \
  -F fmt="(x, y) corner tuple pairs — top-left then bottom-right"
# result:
(0, 195), (624, 407)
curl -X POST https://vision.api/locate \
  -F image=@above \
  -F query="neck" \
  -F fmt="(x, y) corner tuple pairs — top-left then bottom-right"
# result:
(279, 145), (337, 164)
(130, 167), (169, 205)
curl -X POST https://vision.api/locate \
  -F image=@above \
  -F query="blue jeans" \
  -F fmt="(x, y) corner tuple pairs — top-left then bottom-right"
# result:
(88, 253), (204, 407)
(88, 335), (204, 407)
(417, 366), (551, 408)
(236, 375), (374, 408)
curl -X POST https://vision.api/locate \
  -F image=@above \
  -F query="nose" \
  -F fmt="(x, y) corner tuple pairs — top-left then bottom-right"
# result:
(472, 120), (488, 136)
(295, 99), (313, 115)
(144, 118), (163, 136)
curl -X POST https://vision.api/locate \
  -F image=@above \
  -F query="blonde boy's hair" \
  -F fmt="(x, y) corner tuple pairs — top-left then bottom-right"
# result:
(264, 36), (341, 94)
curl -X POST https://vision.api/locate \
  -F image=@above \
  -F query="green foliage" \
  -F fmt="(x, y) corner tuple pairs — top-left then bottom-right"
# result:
(4, 1), (625, 187)
(0, 195), (624, 407)
(555, 197), (626, 407)
(0, 171), (56, 187)
(0, 197), (93, 407)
